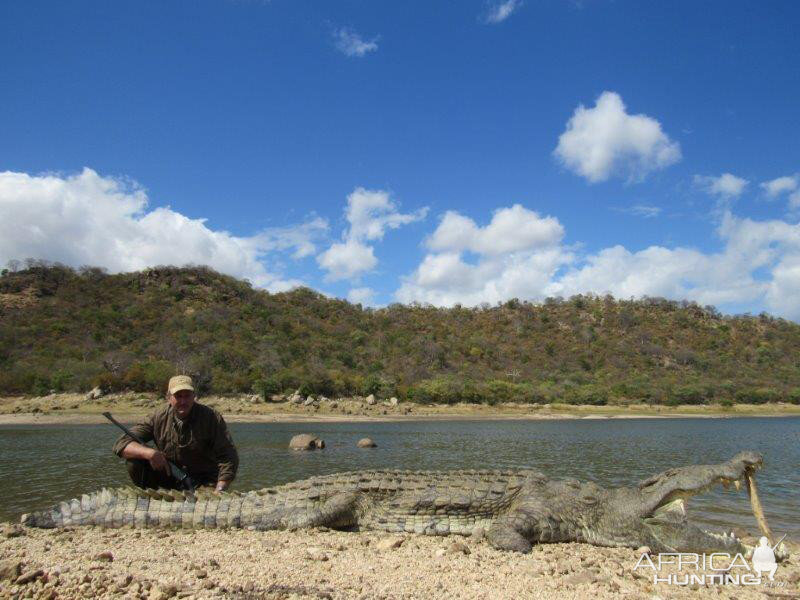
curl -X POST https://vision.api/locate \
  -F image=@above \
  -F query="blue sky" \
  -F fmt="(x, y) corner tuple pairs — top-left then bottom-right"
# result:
(1, 1), (799, 317)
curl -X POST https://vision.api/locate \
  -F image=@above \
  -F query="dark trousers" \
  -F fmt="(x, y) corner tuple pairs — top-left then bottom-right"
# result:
(125, 460), (214, 490)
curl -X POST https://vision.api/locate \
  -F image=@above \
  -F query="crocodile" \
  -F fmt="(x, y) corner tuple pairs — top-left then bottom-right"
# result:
(21, 450), (787, 558)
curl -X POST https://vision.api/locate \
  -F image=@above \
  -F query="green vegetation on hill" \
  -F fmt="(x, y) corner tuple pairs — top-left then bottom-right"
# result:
(2, 262), (800, 405)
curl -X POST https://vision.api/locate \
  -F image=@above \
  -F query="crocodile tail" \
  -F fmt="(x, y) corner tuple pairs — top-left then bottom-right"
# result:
(20, 487), (185, 528)
(20, 487), (257, 530)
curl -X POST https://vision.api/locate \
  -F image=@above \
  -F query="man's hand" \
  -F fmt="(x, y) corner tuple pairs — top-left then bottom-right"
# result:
(148, 449), (169, 474)
(121, 440), (170, 475)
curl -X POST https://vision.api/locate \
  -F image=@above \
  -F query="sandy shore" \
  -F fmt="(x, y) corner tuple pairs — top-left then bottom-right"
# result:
(1, 525), (798, 600)
(1, 392), (799, 425)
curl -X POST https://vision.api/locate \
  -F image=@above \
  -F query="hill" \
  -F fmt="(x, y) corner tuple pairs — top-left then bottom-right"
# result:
(2, 262), (799, 405)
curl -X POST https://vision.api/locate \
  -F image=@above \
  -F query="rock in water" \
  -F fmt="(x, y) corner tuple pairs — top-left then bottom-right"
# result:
(288, 434), (325, 450)
(357, 438), (377, 448)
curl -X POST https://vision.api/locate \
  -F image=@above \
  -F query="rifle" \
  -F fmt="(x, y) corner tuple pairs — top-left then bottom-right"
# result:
(103, 411), (195, 491)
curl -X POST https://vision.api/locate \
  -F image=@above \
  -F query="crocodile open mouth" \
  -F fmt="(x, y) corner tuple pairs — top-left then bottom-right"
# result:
(651, 463), (774, 544)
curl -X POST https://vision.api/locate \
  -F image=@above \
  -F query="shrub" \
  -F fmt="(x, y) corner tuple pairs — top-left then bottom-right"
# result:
(254, 376), (281, 400)
(787, 388), (800, 405)
(564, 385), (608, 406)
(672, 384), (707, 405)
(734, 388), (780, 404)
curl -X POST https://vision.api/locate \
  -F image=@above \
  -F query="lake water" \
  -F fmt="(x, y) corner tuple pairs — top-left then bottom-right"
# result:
(1, 417), (798, 538)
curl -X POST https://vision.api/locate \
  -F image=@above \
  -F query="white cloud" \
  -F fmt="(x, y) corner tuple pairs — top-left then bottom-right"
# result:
(251, 217), (329, 259)
(347, 286), (376, 306)
(317, 240), (377, 281)
(427, 204), (563, 255)
(485, 0), (522, 23)
(554, 91), (681, 183)
(759, 175), (800, 211)
(396, 204), (800, 320)
(396, 205), (572, 306)
(761, 175), (798, 198)
(346, 188), (427, 241)
(333, 28), (378, 57)
(0, 168), (320, 292)
(694, 173), (749, 199)
(317, 187), (427, 281)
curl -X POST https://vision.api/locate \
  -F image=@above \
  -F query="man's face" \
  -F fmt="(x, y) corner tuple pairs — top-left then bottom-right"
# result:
(169, 389), (195, 419)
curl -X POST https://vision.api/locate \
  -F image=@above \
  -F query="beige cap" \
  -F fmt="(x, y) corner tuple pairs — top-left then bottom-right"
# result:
(168, 375), (194, 395)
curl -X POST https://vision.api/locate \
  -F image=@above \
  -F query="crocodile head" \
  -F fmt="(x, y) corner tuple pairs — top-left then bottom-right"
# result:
(577, 451), (787, 559)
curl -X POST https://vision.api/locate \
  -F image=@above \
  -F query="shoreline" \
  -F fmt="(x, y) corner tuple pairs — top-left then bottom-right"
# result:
(2, 411), (800, 426)
(0, 392), (799, 425)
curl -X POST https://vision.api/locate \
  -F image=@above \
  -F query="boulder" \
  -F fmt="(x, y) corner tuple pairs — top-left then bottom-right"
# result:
(389, 397), (399, 406)
(85, 386), (104, 401)
(365, 394), (377, 406)
(288, 434), (325, 450)
(1, 524), (24, 538)
(356, 438), (377, 448)
(303, 396), (316, 407)
(0, 560), (22, 582)
(249, 395), (260, 404)
(289, 394), (303, 404)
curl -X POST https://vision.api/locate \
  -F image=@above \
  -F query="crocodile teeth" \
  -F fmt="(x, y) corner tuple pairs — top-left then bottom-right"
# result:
(733, 479), (741, 491)
(721, 479), (730, 490)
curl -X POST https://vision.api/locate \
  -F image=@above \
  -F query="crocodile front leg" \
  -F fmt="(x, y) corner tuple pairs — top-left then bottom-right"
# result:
(487, 516), (533, 553)
(283, 492), (360, 530)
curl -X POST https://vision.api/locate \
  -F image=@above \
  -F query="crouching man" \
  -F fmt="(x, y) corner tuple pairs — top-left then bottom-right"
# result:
(112, 375), (239, 492)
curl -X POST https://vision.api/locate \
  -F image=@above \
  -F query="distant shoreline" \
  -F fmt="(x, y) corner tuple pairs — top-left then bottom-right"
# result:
(1, 392), (798, 425)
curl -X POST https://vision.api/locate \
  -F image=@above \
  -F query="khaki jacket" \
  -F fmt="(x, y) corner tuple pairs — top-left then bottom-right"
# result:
(112, 402), (239, 483)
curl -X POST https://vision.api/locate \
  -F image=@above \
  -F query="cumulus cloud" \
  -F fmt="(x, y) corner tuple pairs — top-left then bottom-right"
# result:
(347, 286), (377, 306)
(317, 188), (426, 281)
(0, 168), (323, 292)
(554, 91), (681, 183)
(317, 240), (377, 281)
(396, 203), (800, 320)
(333, 28), (378, 57)
(346, 188), (427, 241)
(396, 205), (573, 306)
(427, 205), (563, 255)
(485, 0), (523, 23)
(694, 173), (749, 199)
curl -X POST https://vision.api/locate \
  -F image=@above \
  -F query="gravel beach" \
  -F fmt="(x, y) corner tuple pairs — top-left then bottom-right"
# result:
(1, 525), (797, 599)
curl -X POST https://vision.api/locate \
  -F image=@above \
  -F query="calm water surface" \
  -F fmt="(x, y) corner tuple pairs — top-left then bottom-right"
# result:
(0, 418), (798, 538)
